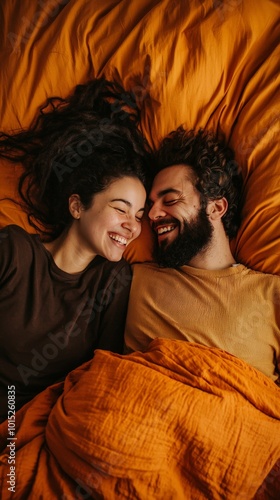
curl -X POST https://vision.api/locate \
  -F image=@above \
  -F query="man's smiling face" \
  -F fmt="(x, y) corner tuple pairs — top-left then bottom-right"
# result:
(148, 164), (213, 267)
(148, 164), (201, 241)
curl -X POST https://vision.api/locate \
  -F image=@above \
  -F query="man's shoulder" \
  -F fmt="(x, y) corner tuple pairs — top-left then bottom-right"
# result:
(131, 262), (181, 279)
(132, 262), (164, 274)
(131, 261), (280, 282)
(242, 264), (280, 280)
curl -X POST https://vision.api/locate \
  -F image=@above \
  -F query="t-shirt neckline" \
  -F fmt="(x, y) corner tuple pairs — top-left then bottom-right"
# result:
(34, 234), (101, 281)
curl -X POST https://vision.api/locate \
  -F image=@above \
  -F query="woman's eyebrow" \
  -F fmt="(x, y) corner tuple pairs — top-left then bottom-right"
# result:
(111, 198), (132, 207)
(110, 199), (145, 212)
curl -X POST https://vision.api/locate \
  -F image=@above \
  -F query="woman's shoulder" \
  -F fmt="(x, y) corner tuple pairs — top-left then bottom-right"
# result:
(0, 225), (39, 270)
(0, 223), (34, 238)
(0, 224), (39, 250)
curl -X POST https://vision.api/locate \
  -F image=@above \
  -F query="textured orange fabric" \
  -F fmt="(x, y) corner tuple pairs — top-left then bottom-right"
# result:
(0, 2), (280, 497)
(1, 339), (280, 499)
(0, 0), (279, 271)
(0, 381), (79, 498)
(125, 263), (280, 380)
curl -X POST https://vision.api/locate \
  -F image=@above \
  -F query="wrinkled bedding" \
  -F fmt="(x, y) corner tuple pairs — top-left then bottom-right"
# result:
(1, 339), (280, 499)
(0, 0), (280, 498)
(0, 0), (279, 272)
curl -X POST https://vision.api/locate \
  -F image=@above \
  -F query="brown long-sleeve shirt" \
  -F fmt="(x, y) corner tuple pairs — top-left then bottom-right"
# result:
(0, 225), (132, 421)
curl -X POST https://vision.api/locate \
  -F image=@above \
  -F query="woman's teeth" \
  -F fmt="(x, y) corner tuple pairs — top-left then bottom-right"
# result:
(109, 234), (127, 245)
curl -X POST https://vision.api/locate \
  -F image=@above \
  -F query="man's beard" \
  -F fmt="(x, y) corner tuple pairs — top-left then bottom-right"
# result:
(153, 207), (213, 268)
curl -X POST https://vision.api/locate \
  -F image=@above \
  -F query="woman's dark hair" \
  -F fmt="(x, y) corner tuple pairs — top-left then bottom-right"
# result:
(154, 127), (243, 238)
(0, 78), (151, 239)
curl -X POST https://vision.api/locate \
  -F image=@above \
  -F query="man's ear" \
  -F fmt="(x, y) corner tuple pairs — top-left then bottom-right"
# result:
(69, 194), (83, 220)
(207, 197), (228, 221)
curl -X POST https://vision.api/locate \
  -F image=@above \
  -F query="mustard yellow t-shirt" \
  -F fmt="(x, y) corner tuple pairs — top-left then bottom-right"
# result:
(124, 263), (280, 380)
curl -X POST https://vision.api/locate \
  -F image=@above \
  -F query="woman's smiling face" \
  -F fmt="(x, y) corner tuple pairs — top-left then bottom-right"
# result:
(71, 176), (146, 261)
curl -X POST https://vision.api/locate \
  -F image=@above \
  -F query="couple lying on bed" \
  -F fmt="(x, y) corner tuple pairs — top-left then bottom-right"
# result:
(0, 77), (279, 422)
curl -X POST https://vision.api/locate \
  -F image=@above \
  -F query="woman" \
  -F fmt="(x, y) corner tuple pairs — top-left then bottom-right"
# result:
(0, 78), (150, 420)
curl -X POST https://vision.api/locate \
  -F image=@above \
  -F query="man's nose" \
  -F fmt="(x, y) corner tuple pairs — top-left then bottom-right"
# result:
(148, 202), (166, 220)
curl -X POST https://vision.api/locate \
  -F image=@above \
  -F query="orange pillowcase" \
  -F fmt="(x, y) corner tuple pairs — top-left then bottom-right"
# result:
(0, 0), (279, 274)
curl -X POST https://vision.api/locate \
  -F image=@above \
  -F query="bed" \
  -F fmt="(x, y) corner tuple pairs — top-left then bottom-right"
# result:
(0, 0), (280, 498)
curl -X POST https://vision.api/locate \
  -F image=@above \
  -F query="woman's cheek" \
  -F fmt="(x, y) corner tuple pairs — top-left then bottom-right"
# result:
(134, 224), (142, 240)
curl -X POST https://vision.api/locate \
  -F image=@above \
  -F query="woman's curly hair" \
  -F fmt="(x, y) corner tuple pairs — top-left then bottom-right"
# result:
(0, 78), (151, 239)
(154, 127), (243, 238)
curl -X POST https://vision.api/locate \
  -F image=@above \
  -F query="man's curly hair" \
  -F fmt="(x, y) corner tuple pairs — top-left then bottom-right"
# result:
(154, 127), (243, 238)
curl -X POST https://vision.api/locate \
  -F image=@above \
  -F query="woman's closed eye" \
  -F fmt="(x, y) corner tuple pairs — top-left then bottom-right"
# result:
(114, 206), (143, 222)
(115, 207), (126, 214)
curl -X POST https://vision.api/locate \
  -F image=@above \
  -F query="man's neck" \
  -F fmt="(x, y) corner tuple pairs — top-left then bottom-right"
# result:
(187, 231), (236, 271)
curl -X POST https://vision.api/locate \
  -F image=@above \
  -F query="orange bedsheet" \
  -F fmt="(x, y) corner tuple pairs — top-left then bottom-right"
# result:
(0, 1), (280, 498)
(0, 339), (280, 499)
(0, 0), (279, 272)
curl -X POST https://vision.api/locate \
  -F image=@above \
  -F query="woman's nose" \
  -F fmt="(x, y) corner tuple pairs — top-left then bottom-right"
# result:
(122, 216), (138, 236)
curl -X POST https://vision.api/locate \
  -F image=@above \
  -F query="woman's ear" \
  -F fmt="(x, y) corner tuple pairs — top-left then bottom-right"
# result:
(69, 194), (83, 220)
(207, 197), (228, 221)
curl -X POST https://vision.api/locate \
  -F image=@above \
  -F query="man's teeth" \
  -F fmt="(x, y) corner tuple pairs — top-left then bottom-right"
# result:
(109, 234), (127, 245)
(157, 225), (176, 235)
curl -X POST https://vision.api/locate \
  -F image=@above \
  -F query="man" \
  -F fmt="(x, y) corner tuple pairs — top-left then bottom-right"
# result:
(124, 127), (280, 383)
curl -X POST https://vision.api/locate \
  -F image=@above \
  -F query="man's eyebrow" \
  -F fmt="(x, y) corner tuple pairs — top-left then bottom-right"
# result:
(158, 188), (181, 197)
(149, 188), (181, 202)
(110, 199), (145, 212)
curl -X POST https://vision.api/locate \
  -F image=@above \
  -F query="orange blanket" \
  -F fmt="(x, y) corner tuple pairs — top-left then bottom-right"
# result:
(1, 339), (280, 499)
(0, 1), (280, 498)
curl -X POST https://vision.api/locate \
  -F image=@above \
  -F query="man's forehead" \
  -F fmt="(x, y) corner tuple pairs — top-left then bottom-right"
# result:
(151, 164), (193, 193)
